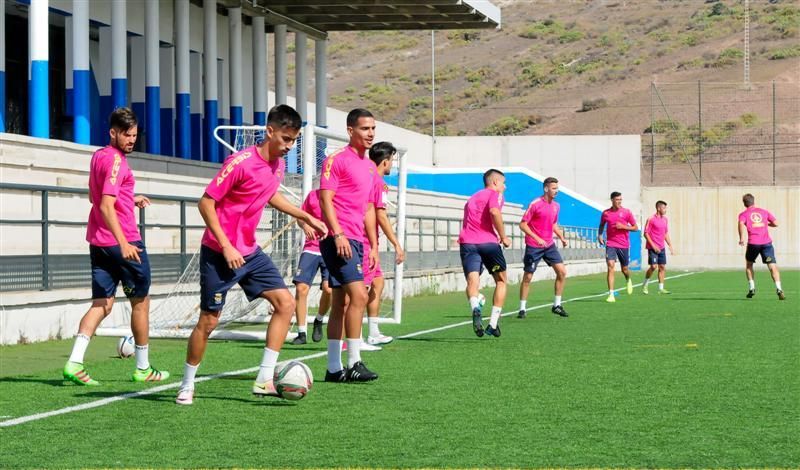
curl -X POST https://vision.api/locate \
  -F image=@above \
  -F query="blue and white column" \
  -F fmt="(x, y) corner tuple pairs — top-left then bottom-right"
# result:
(145, 0), (160, 154)
(28, 0), (49, 138)
(174, 0), (191, 158)
(291, 31), (308, 174)
(130, 36), (146, 139)
(252, 16), (267, 125)
(64, 16), (73, 118)
(0, 0), (5, 133)
(111, 0), (127, 110)
(228, 7), (242, 127)
(190, 51), (203, 161)
(160, 46), (174, 156)
(72, 0), (91, 144)
(203, 0), (218, 162)
(274, 24), (287, 106)
(315, 39), (328, 129)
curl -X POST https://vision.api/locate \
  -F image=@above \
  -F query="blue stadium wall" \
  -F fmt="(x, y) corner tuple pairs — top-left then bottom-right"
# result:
(386, 168), (642, 269)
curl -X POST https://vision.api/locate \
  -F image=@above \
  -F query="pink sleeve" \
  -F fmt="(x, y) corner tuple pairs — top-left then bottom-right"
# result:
(372, 176), (385, 209)
(319, 157), (339, 192)
(99, 156), (121, 197)
(521, 201), (535, 224)
(738, 212), (747, 223)
(767, 211), (776, 223)
(627, 211), (637, 227)
(205, 161), (243, 201)
(487, 191), (503, 211)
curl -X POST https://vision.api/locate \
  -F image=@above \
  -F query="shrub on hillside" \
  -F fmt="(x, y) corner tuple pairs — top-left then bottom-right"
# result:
(579, 98), (608, 112)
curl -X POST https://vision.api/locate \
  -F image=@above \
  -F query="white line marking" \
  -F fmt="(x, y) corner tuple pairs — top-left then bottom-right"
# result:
(1, 271), (698, 428)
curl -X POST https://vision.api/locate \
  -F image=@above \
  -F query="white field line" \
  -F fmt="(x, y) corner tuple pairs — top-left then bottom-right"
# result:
(0, 271), (698, 428)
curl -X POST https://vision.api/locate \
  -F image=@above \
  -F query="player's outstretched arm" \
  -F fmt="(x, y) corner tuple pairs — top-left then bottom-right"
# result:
(519, 219), (545, 247)
(198, 194), (244, 269)
(737, 221), (747, 246)
(665, 232), (675, 255)
(554, 224), (568, 248)
(269, 192), (327, 238)
(490, 207), (511, 247)
(597, 219), (606, 245)
(377, 208), (405, 264)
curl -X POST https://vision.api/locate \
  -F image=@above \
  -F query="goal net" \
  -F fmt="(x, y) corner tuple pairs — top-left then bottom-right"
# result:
(97, 124), (407, 340)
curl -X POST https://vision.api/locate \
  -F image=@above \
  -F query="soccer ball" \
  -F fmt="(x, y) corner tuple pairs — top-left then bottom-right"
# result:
(477, 293), (486, 308)
(117, 335), (135, 358)
(274, 360), (313, 400)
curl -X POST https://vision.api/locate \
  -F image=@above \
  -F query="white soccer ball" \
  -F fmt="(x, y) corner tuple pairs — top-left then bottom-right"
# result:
(117, 335), (135, 358)
(478, 293), (486, 308)
(274, 360), (313, 400)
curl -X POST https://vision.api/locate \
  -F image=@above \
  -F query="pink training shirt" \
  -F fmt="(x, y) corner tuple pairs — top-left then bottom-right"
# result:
(738, 206), (775, 245)
(458, 188), (505, 245)
(301, 189), (323, 253)
(86, 146), (141, 246)
(363, 170), (387, 244)
(319, 146), (377, 242)
(601, 207), (637, 249)
(644, 214), (669, 250)
(521, 196), (560, 248)
(201, 146), (285, 256)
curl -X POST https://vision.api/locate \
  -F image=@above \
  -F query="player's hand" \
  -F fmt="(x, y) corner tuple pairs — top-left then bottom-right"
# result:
(560, 238), (568, 248)
(533, 236), (546, 247)
(222, 245), (245, 270)
(134, 195), (151, 208)
(614, 222), (627, 230)
(121, 242), (142, 263)
(394, 244), (405, 264)
(307, 216), (327, 238)
(302, 224), (317, 241)
(369, 247), (379, 270)
(653, 247), (661, 254)
(501, 237), (512, 248)
(598, 234), (605, 246)
(335, 235), (352, 259)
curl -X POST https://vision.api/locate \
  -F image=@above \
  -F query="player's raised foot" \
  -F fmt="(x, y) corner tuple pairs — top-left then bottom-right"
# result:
(324, 368), (347, 383)
(63, 361), (100, 386)
(361, 342), (382, 352)
(311, 319), (324, 342)
(658, 288), (671, 295)
(552, 305), (569, 317)
(746, 289), (756, 298)
(132, 366), (170, 382)
(642, 285), (649, 295)
(777, 289), (785, 300)
(626, 279), (634, 295)
(367, 334), (393, 346)
(252, 379), (281, 398)
(472, 308), (484, 337)
(518, 309), (527, 319)
(605, 294), (616, 303)
(291, 332), (307, 345)
(175, 388), (194, 405)
(345, 361), (378, 382)
(485, 324), (501, 337)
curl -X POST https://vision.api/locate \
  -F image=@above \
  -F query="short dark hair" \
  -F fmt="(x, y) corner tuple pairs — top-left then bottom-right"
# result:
(543, 176), (558, 188)
(267, 104), (302, 130)
(347, 108), (374, 127)
(656, 200), (667, 208)
(483, 169), (505, 186)
(743, 193), (755, 207)
(610, 191), (622, 199)
(369, 141), (396, 166)
(109, 107), (138, 132)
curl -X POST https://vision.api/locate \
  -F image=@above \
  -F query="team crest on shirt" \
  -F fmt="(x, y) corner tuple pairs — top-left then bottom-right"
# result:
(750, 212), (764, 227)
(110, 154), (122, 185)
(216, 152), (252, 185)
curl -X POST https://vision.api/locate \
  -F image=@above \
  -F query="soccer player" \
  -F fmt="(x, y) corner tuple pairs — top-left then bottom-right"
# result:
(517, 177), (569, 319)
(291, 188), (332, 345)
(738, 193), (785, 300)
(598, 191), (638, 303)
(319, 108), (381, 382)
(176, 105), (326, 405)
(458, 169), (511, 338)
(642, 200), (674, 295)
(362, 141), (406, 347)
(63, 107), (170, 386)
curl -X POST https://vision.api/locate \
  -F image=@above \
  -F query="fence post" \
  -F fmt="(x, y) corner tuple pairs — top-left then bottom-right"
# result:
(772, 80), (776, 186)
(650, 82), (655, 184)
(180, 200), (187, 271)
(697, 80), (702, 186)
(41, 190), (49, 290)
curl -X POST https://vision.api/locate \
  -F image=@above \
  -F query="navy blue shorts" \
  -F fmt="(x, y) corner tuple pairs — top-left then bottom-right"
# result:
(319, 237), (364, 288)
(292, 251), (330, 287)
(460, 243), (507, 277)
(523, 244), (564, 273)
(90, 241), (151, 299)
(605, 246), (630, 267)
(745, 243), (777, 264)
(647, 248), (667, 266)
(200, 245), (287, 312)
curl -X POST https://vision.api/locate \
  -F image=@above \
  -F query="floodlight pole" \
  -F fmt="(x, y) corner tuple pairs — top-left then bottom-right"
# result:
(431, 30), (437, 166)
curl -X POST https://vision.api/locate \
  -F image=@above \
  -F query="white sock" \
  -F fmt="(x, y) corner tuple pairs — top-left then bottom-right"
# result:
(68, 333), (91, 364)
(519, 300), (527, 311)
(255, 348), (279, 384)
(315, 313), (325, 322)
(658, 283), (664, 291)
(368, 317), (381, 337)
(489, 306), (502, 328)
(644, 278), (651, 286)
(135, 344), (150, 370)
(776, 281), (782, 291)
(180, 362), (199, 391)
(346, 338), (362, 368)
(298, 325), (307, 334)
(609, 290), (615, 296)
(554, 296), (562, 307)
(327, 340), (343, 372)
(469, 296), (479, 310)
(749, 279), (755, 290)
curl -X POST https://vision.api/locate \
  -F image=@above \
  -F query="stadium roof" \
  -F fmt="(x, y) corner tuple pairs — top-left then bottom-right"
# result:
(212, 1), (501, 39)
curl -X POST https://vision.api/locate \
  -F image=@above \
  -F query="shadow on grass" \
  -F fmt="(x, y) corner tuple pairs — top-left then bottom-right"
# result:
(0, 376), (66, 387)
(399, 337), (478, 343)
